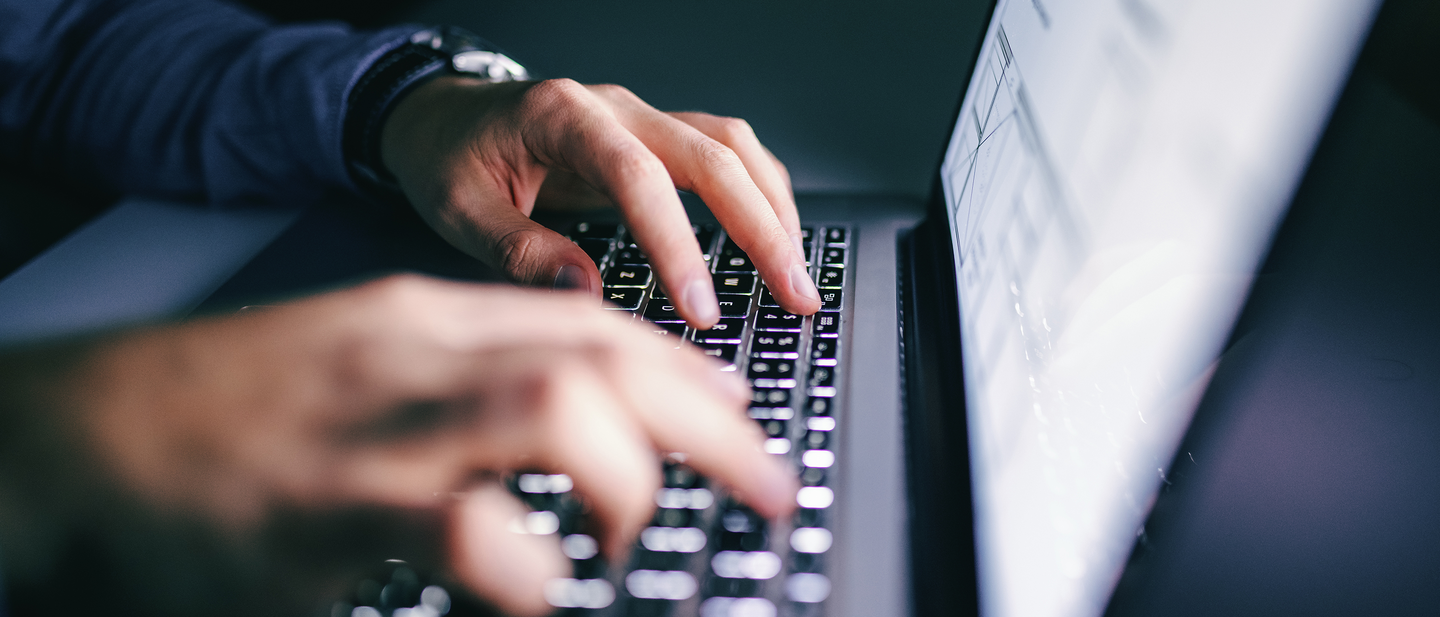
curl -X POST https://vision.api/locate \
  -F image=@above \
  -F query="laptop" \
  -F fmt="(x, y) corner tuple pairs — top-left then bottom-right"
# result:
(188, 0), (1389, 616)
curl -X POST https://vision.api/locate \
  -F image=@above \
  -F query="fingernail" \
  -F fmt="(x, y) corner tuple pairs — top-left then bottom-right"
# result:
(553, 264), (590, 293)
(790, 232), (806, 262)
(789, 263), (820, 304)
(682, 277), (720, 325)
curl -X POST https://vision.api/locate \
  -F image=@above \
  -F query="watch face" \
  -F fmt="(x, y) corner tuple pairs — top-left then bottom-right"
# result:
(410, 26), (529, 82)
(452, 51), (530, 82)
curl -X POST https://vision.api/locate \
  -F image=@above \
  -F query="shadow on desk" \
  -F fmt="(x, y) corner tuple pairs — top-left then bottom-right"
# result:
(192, 199), (506, 316)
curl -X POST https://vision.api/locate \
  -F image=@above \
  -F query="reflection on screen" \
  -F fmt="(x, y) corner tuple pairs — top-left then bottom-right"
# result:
(940, 1), (1379, 615)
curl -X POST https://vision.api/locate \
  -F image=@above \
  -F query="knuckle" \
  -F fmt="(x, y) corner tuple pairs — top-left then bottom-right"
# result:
(713, 116), (756, 142)
(496, 227), (549, 281)
(611, 147), (668, 179)
(589, 82), (635, 101)
(527, 78), (588, 107)
(362, 274), (434, 311)
(696, 140), (744, 174)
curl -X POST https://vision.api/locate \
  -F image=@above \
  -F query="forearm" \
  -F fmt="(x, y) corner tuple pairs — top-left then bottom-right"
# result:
(0, 0), (418, 204)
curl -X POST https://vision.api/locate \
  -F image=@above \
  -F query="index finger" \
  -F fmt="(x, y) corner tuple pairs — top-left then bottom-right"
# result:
(670, 112), (801, 250)
(596, 96), (821, 316)
(520, 80), (721, 328)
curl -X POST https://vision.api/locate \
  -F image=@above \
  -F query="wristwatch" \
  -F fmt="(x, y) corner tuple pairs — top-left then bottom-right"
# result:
(344, 26), (531, 195)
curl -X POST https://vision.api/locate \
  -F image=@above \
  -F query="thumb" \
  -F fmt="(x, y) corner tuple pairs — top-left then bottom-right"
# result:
(450, 203), (601, 294)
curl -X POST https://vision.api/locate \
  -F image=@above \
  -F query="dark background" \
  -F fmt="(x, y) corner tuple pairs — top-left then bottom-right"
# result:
(4, 1), (1440, 614)
(3, 0), (992, 278)
(6, 0), (1440, 278)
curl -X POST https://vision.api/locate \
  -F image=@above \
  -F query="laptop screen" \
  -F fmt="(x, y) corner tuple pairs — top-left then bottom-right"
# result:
(939, 1), (1379, 615)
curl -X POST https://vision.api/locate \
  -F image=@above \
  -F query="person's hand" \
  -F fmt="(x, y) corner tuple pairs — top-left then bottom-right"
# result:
(380, 77), (823, 328)
(0, 275), (796, 616)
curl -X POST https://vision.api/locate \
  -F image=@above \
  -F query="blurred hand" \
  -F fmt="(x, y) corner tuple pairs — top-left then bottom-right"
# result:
(0, 275), (796, 616)
(381, 77), (823, 328)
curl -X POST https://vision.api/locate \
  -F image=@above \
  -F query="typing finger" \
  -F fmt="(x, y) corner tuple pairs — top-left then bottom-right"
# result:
(521, 80), (719, 328)
(595, 90), (820, 316)
(592, 335), (796, 520)
(670, 112), (802, 256)
(536, 360), (663, 558)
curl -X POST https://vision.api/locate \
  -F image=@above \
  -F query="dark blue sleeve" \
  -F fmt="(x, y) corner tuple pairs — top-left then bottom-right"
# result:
(0, 0), (423, 205)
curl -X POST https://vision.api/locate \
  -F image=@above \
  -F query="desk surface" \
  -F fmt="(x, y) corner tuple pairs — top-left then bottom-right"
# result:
(0, 201), (299, 347)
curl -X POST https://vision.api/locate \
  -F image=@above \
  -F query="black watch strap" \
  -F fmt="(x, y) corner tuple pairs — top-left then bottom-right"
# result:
(343, 42), (451, 195)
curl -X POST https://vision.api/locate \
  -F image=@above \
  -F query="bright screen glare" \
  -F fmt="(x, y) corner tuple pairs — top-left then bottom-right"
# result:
(940, 1), (1379, 615)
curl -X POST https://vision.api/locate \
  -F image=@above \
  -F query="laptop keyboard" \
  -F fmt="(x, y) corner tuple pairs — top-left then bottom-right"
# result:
(536, 221), (850, 617)
(336, 222), (849, 617)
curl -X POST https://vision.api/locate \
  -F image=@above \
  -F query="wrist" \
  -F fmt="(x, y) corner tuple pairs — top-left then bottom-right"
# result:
(344, 27), (529, 198)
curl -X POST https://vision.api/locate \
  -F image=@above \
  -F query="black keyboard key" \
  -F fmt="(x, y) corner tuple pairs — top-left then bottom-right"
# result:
(714, 252), (756, 272)
(762, 419), (786, 437)
(577, 239), (611, 266)
(755, 308), (804, 331)
(810, 339), (838, 366)
(805, 397), (834, 416)
(823, 227), (847, 245)
(644, 325), (684, 348)
(651, 286), (668, 299)
(602, 287), (644, 310)
(748, 359), (797, 388)
(817, 266), (844, 289)
(612, 247), (648, 265)
(604, 264), (652, 287)
(819, 289), (842, 311)
(664, 464), (699, 488)
(720, 236), (743, 255)
(633, 551), (688, 573)
(718, 507), (764, 533)
(808, 364), (837, 397)
(792, 551), (825, 573)
(712, 272), (756, 295)
(652, 321), (687, 336)
(654, 508), (693, 528)
(707, 578), (760, 598)
(751, 332), (801, 358)
(820, 247), (846, 267)
(805, 430), (829, 449)
(801, 227), (814, 242)
(752, 388), (791, 407)
(813, 313), (840, 337)
(571, 221), (618, 240)
(696, 343), (739, 367)
(716, 294), (752, 318)
(794, 507), (826, 528)
(693, 318), (746, 343)
(758, 287), (780, 307)
(695, 223), (719, 254)
(619, 229), (638, 248)
(808, 366), (835, 388)
(643, 300), (683, 322)
(801, 466), (827, 486)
